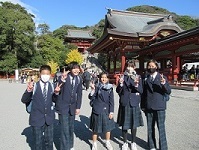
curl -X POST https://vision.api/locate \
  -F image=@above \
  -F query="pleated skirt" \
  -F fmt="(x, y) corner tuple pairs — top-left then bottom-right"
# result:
(117, 104), (144, 130)
(90, 112), (115, 133)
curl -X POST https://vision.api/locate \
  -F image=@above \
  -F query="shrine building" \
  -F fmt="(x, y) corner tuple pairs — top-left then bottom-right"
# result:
(64, 29), (96, 53)
(88, 9), (199, 85)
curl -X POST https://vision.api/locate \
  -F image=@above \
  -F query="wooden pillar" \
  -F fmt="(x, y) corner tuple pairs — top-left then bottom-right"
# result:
(107, 54), (111, 73)
(114, 54), (117, 73)
(177, 56), (180, 70)
(172, 54), (176, 81)
(121, 51), (126, 73)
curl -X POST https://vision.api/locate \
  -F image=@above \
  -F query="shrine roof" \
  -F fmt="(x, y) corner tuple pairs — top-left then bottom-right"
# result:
(105, 9), (183, 37)
(65, 29), (96, 39)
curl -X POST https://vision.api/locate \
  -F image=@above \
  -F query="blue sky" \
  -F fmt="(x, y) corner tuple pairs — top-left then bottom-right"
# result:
(1, 0), (199, 31)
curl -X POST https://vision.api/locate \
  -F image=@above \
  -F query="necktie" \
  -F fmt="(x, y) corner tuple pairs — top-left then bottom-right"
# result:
(151, 76), (154, 82)
(43, 83), (47, 102)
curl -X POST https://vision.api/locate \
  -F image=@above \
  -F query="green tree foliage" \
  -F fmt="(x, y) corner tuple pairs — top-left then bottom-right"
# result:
(37, 34), (69, 66)
(65, 49), (83, 65)
(92, 19), (105, 39)
(37, 23), (51, 34)
(0, 52), (18, 75)
(27, 50), (45, 68)
(0, 2), (35, 75)
(98, 53), (107, 70)
(175, 16), (198, 30)
(127, 5), (172, 15)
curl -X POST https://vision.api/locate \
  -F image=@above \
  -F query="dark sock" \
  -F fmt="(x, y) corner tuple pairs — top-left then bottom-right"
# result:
(131, 128), (137, 143)
(122, 130), (128, 143)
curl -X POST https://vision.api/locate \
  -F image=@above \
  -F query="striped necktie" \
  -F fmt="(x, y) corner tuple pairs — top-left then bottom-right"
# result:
(43, 83), (47, 102)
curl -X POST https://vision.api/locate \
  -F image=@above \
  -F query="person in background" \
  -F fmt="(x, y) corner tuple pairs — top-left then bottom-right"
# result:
(89, 72), (115, 150)
(82, 68), (91, 90)
(116, 60), (144, 150)
(141, 59), (171, 150)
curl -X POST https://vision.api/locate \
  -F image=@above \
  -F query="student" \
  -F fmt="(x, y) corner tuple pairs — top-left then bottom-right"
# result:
(21, 65), (57, 150)
(116, 60), (144, 150)
(141, 59), (171, 150)
(82, 68), (91, 90)
(89, 72), (115, 150)
(54, 61), (82, 150)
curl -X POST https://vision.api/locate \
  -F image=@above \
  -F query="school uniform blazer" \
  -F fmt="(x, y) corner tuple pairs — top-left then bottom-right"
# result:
(116, 75), (143, 107)
(89, 85), (114, 115)
(141, 73), (171, 110)
(55, 74), (82, 115)
(21, 82), (56, 127)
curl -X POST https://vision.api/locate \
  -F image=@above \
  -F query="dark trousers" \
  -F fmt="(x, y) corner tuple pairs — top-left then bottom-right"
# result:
(146, 110), (167, 150)
(59, 114), (75, 150)
(32, 123), (53, 150)
(84, 80), (90, 90)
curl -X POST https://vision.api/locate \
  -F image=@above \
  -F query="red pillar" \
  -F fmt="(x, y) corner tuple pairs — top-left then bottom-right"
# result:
(121, 51), (126, 73)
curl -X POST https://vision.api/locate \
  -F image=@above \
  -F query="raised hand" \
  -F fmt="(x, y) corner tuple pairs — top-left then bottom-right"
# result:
(61, 68), (69, 81)
(54, 83), (62, 94)
(134, 75), (140, 87)
(27, 80), (34, 92)
(160, 73), (166, 84)
(119, 74), (124, 84)
(90, 81), (95, 90)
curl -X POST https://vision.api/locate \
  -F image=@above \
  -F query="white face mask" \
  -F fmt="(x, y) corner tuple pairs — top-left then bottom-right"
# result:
(41, 75), (50, 83)
(127, 67), (135, 74)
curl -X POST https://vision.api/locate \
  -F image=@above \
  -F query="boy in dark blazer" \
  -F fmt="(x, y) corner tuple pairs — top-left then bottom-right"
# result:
(141, 59), (171, 150)
(54, 62), (82, 150)
(21, 65), (57, 150)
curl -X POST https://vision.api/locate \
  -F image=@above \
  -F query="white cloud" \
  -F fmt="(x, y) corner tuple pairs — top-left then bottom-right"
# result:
(0, 0), (42, 28)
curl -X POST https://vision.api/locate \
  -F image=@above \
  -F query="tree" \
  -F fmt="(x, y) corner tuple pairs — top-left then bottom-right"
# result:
(0, 52), (18, 76)
(37, 34), (69, 66)
(0, 2), (35, 75)
(65, 50), (83, 65)
(37, 23), (51, 34)
(175, 15), (198, 30)
(92, 19), (105, 39)
(47, 61), (59, 74)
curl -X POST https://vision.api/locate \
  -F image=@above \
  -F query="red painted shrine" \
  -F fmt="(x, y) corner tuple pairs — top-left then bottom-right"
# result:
(88, 9), (199, 87)
(64, 29), (96, 53)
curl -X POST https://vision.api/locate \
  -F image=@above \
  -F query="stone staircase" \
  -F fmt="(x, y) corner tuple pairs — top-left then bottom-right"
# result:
(81, 51), (105, 73)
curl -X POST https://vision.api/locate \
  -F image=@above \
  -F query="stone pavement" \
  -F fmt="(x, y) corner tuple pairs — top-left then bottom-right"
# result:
(0, 80), (199, 150)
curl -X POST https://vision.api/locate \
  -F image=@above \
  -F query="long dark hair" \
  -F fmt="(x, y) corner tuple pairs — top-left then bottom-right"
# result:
(146, 59), (159, 70)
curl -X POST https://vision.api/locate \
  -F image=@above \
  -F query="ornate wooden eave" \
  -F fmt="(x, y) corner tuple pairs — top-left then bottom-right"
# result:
(88, 9), (182, 55)
(138, 26), (199, 58)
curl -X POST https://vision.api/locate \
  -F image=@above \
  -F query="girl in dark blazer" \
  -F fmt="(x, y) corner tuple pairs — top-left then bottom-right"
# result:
(116, 60), (144, 150)
(141, 59), (171, 150)
(89, 72), (115, 150)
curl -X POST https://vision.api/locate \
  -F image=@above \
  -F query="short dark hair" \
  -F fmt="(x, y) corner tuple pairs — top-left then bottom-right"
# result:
(124, 60), (136, 70)
(60, 65), (70, 73)
(68, 61), (80, 71)
(99, 72), (109, 79)
(39, 65), (51, 73)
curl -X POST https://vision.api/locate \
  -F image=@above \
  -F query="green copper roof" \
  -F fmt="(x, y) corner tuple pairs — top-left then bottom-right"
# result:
(105, 9), (183, 37)
(66, 29), (96, 39)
